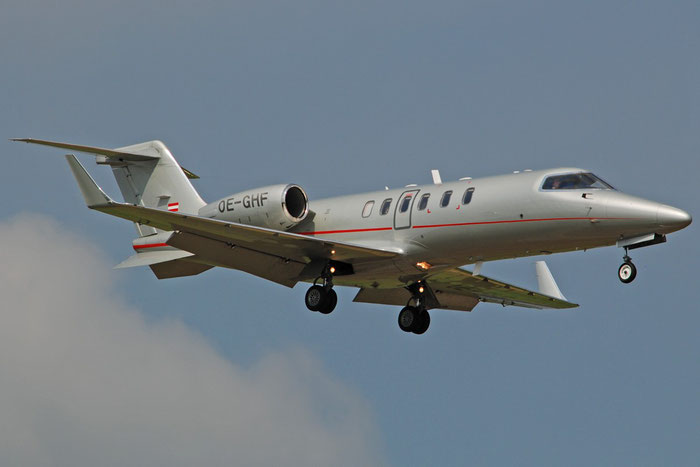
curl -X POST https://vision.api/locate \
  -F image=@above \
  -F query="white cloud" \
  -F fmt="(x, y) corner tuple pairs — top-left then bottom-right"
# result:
(0, 214), (385, 467)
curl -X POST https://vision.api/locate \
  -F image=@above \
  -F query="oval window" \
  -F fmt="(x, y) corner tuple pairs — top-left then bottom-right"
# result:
(462, 187), (475, 205)
(399, 195), (412, 213)
(440, 190), (453, 207)
(362, 200), (375, 218)
(380, 198), (392, 215)
(418, 193), (430, 211)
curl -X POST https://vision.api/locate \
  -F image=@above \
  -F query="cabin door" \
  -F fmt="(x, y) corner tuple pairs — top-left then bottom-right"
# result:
(394, 190), (420, 230)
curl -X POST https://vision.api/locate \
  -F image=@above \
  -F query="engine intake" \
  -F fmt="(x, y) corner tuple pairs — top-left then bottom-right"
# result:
(199, 184), (309, 230)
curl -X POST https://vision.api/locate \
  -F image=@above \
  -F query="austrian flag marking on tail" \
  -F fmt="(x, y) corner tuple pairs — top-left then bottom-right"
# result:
(167, 202), (179, 212)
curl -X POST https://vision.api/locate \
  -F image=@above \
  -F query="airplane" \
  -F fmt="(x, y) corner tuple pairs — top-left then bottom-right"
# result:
(12, 138), (692, 335)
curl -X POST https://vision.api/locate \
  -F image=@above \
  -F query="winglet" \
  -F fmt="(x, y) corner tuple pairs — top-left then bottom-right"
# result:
(65, 154), (114, 207)
(535, 261), (567, 301)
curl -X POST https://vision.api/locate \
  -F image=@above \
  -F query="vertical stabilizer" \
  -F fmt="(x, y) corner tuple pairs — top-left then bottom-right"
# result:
(107, 140), (205, 214)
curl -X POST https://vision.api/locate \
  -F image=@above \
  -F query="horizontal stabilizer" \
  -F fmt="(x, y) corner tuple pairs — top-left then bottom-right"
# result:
(115, 250), (195, 269)
(12, 138), (158, 161)
(65, 154), (114, 207)
(12, 138), (199, 179)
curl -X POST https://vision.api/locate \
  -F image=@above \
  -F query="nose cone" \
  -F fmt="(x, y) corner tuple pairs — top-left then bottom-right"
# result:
(657, 205), (692, 232)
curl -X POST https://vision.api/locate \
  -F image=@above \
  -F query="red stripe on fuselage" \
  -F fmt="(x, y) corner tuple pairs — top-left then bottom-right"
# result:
(299, 227), (393, 236)
(411, 217), (625, 229)
(298, 217), (635, 236)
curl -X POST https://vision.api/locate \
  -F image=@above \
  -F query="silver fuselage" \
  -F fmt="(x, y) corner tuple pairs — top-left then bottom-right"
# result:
(291, 167), (690, 288)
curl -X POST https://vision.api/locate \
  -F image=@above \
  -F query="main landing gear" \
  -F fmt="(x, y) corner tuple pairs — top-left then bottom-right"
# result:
(398, 306), (430, 334)
(398, 284), (431, 335)
(618, 248), (637, 284)
(305, 266), (337, 315)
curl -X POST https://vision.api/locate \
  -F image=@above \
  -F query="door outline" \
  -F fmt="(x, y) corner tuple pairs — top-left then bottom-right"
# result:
(394, 190), (420, 230)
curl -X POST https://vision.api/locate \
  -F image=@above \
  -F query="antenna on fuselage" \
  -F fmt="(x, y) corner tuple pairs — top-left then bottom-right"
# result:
(431, 169), (442, 185)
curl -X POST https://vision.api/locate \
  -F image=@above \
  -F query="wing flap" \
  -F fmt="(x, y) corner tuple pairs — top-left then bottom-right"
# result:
(353, 287), (480, 312)
(166, 231), (306, 287)
(150, 259), (213, 279)
(428, 267), (578, 310)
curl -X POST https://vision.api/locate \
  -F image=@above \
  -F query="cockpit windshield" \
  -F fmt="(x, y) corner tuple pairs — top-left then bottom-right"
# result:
(542, 172), (615, 190)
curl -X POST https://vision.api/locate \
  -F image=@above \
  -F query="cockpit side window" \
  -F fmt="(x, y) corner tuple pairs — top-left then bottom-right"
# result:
(542, 173), (615, 190)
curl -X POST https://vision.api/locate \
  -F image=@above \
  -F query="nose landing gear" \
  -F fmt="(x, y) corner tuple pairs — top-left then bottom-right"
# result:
(618, 248), (637, 284)
(305, 266), (337, 314)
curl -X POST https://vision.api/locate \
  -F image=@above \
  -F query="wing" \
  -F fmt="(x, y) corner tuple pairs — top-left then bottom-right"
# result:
(354, 266), (578, 311)
(64, 154), (398, 286)
(427, 267), (578, 310)
(95, 203), (397, 262)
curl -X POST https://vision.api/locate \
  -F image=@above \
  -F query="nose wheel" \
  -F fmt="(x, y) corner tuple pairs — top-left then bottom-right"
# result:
(618, 249), (637, 284)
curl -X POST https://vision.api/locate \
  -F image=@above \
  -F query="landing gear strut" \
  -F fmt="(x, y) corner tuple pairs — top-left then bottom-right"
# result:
(618, 248), (637, 284)
(305, 265), (337, 314)
(398, 283), (431, 334)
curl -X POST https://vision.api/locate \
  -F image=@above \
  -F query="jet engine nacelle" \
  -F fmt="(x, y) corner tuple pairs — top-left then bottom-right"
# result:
(199, 184), (309, 230)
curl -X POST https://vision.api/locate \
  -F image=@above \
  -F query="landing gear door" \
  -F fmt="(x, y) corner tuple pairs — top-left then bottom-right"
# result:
(394, 190), (420, 230)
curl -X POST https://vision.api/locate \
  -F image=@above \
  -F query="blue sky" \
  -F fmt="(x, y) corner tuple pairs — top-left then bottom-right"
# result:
(1, 1), (698, 465)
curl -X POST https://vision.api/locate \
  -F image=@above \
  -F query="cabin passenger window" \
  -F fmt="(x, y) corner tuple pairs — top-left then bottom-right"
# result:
(418, 193), (430, 211)
(380, 198), (392, 215)
(362, 200), (375, 218)
(440, 190), (453, 207)
(399, 195), (413, 213)
(462, 187), (475, 205)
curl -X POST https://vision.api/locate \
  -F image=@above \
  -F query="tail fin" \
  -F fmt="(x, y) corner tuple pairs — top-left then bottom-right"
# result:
(107, 140), (205, 214)
(13, 138), (206, 236)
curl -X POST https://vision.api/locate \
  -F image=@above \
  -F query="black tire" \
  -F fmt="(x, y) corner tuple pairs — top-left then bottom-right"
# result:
(412, 310), (431, 335)
(305, 285), (327, 311)
(618, 261), (637, 284)
(398, 306), (418, 332)
(318, 289), (337, 314)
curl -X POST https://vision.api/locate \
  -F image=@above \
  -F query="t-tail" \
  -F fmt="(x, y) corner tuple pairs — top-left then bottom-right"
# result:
(12, 138), (211, 278)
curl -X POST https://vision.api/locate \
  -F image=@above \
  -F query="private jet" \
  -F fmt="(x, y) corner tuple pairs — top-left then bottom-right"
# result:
(13, 138), (692, 334)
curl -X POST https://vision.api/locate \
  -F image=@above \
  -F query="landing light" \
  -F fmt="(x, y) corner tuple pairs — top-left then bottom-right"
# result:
(330, 266), (336, 274)
(330, 249), (336, 255)
(416, 261), (431, 271)
(418, 286), (425, 293)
